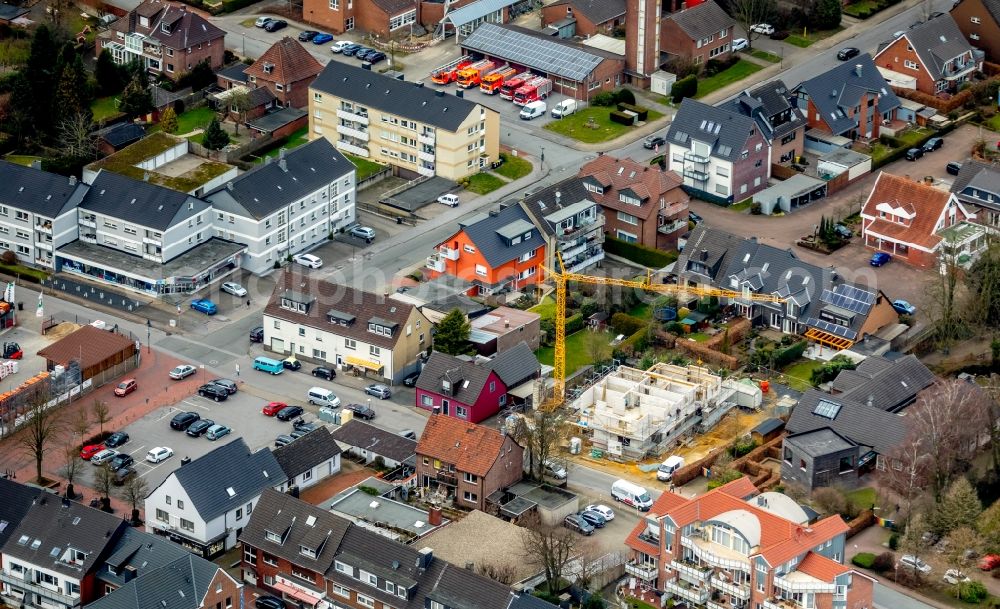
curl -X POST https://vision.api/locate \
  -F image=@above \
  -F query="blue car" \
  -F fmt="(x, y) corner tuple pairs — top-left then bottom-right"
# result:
(190, 299), (218, 315)
(870, 252), (892, 267)
(312, 33), (333, 44)
(354, 47), (375, 60)
(892, 299), (916, 315)
(340, 43), (362, 56)
(366, 51), (386, 64)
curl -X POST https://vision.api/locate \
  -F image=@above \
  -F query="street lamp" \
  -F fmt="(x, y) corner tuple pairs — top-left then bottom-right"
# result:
(146, 319), (151, 354)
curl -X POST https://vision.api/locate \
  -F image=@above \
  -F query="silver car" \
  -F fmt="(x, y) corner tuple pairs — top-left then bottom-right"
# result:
(349, 226), (376, 240)
(91, 449), (118, 465)
(221, 282), (247, 296)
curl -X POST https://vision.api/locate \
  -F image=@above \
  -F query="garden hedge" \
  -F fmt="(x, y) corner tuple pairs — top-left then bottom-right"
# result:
(565, 312), (585, 335)
(610, 313), (647, 336)
(773, 340), (808, 368)
(604, 236), (678, 268)
(610, 111), (635, 126)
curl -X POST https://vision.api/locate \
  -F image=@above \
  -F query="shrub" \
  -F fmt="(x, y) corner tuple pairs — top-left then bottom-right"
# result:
(0, 250), (16, 265)
(591, 91), (615, 106)
(813, 487), (847, 516)
(958, 580), (989, 602)
(671, 74), (698, 103)
(872, 552), (895, 573)
(889, 533), (899, 551)
(609, 110), (635, 125)
(729, 438), (757, 458)
(604, 236), (678, 268)
(565, 312), (585, 335)
(750, 202), (762, 215)
(613, 88), (636, 105)
(811, 355), (857, 385)
(616, 103), (648, 121)
(611, 313), (647, 336)
(851, 553), (876, 569)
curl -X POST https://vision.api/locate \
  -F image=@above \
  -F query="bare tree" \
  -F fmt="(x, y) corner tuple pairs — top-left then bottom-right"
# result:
(92, 399), (110, 438)
(60, 442), (82, 499)
(730, 0), (776, 48)
(898, 513), (930, 584)
(476, 561), (517, 585)
(928, 242), (969, 351)
(984, 374), (1000, 473)
(943, 526), (981, 596)
(877, 433), (932, 522)
(227, 89), (252, 135)
(57, 113), (96, 159)
(17, 397), (62, 483)
(93, 466), (115, 512)
(69, 407), (90, 440)
(509, 410), (569, 480)
(521, 513), (580, 595)
(117, 474), (148, 525)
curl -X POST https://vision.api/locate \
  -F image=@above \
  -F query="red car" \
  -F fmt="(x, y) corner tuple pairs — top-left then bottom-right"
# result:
(980, 554), (1000, 571)
(80, 444), (106, 460)
(114, 379), (137, 397)
(262, 402), (287, 416)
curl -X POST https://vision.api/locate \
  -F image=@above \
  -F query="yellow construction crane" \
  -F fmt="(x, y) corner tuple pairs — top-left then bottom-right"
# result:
(544, 253), (787, 408)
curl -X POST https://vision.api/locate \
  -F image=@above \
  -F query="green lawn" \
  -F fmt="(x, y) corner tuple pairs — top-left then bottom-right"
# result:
(0, 262), (48, 283)
(173, 106), (218, 135)
(782, 359), (825, 391)
(465, 172), (506, 195)
(495, 153), (532, 180)
(896, 127), (935, 146)
(731, 199), (754, 212)
(785, 34), (815, 47)
(529, 296), (556, 321)
(3, 155), (42, 167)
(345, 153), (386, 181)
(869, 142), (893, 164)
(750, 49), (781, 63)
(986, 115), (1000, 132)
(846, 487), (877, 509)
(536, 330), (614, 376)
(91, 96), (122, 122)
(843, 0), (879, 15)
(695, 60), (762, 98)
(629, 302), (653, 321)
(687, 332), (712, 342)
(263, 127), (309, 160)
(545, 107), (664, 144)
(624, 597), (658, 609)
(785, 27), (843, 48)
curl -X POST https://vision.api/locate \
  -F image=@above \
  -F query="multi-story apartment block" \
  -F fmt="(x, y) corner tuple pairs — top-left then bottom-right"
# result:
(721, 80), (807, 166)
(263, 274), (431, 383)
(519, 178), (607, 273)
(98, 0), (226, 78)
(206, 139), (356, 275)
(667, 99), (771, 205)
(873, 14), (982, 95)
(659, 0), (736, 64)
(625, 477), (875, 609)
(309, 61), (500, 180)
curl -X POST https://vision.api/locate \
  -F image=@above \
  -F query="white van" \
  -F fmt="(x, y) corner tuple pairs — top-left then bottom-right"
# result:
(307, 387), (340, 408)
(519, 101), (546, 120)
(611, 479), (653, 511)
(551, 99), (578, 118)
(657, 455), (685, 481)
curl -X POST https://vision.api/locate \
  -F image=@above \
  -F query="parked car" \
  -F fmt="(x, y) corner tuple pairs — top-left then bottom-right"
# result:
(250, 326), (264, 342)
(892, 30), (906, 38)
(262, 401), (287, 416)
(732, 38), (749, 51)
(340, 43), (362, 56)
(923, 137), (944, 152)
(312, 33), (333, 44)
(277, 405), (305, 421)
(579, 510), (607, 528)
(298, 30), (318, 41)
(113, 467), (137, 486)
(170, 411), (201, 431)
(274, 435), (295, 448)
(312, 366), (336, 380)
(899, 554), (932, 574)
(263, 19), (287, 31)
(146, 446), (174, 463)
(750, 23), (775, 34)
(946, 161), (963, 176)
(438, 194), (460, 207)
(543, 459), (567, 480)
(256, 596), (286, 609)
(643, 134), (665, 149)
(186, 419), (215, 437)
(366, 51), (386, 64)
(292, 253), (323, 268)
(198, 383), (229, 402)
(289, 429), (308, 440)
(108, 453), (134, 472)
(943, 569), (971, 584)
(254, 16), (273, 27)
(91, 449), (118, 465)
(563, 513), (595, 535)
(892, 299), (916, 315)
(105, 431), (129, 448)
(331, 40), (353, 53)
(221, 282), (247, 296)
(365, 384), (391, 399)
(979, 554), (1000, 571)
(282, 358), (302, 371)
(80, 443), (106, 460)
(905, 147), (924, 161)
(399, 429), (417, 440)
(349, 226), (376, 240)
(402, 371), (420, 387)
(169, 364), (197, 380)
(837, 47), (860, 60)
(190, 299), (218, 315)
(210, 378), (238, 394)
(205, 424), (232, 440)
(292, 419), (318, 433)
(870, 252), (892, 267)
(114, 378), (137, 397)
(584, 504), (615, 521)
(347, 403), (376, 420)
(833, 224), (852, 239)
(354, 47), (375, 60)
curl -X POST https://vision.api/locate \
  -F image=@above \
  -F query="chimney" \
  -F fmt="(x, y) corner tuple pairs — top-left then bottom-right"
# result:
(362, 63), (372, 70)
(456, 90), (463, 98)
(504, 318), (510, 328)
(855, 63), (863, 77)
(417, 547), (434, 568)
(279, 147), (287, 160)
(123, 566), (138, 583)
(465, 562), (475, 570)
(416, 82), (424, 88)
(61, 497), (70, 508)
(700, 249), (708, 261)
(68, 175), (77, 186)
(279, 159), (287, 172)
(226, 181), (234, 190)
(428, 507), (443, 526)
(143, 171), (150, 182)
(432, 405), (441, 414)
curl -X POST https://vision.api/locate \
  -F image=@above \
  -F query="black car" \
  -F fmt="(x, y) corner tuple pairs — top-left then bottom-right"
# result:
(250, 326), (264, 342)
(837, 47), (860, 61)
(312, 366), (335, 380)
(905, 147), (924, 161)
(341, 43), (362, 56)
(170, 411), (201, 431)
(210, 379), (238, 395)
(113, 467), (137, 486)
(263, 19), (287, 31)
(922, 137), (944, 152)
(108, 453), (135, 472)
(186, 418), (216, 437)
(198, 383), (229, 402)
(105, 431), (129, 448)
(947, 161), (962, 175)
(255, 597), (287, 609)
(298, 30), (319, 41)
(563, 514), (595, 535)
(402, 371), (420, 387)
(579, 510), (607, 528)
(283, 359), (302, 371)
(347, 403), (376, 420)
(366, 51), (386, 64)
(354, 47), (375, 60)
(643, 134), (666, 149)
(276, 405), (304, 421)
(274, 435), (295, 448)
(293, 419), (318, 433)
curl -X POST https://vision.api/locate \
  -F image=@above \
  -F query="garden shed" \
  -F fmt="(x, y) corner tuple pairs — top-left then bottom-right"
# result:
(37, 324), (137, 385)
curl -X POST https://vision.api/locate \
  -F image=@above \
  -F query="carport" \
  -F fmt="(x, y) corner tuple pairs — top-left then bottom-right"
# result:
(754, 174), (827, 214)
(37, 324), (137, 385)
(439, 0), (522, 42)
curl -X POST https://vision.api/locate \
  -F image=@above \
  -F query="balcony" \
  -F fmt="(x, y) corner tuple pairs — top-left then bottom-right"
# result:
(713, 578), (751, 599)
(683, 168), (709, 182)
(417, 165), (435, 177)
(0, 570), (78, 605)
(336, 141), (369, 157)
(336, 124), (369, 141)
(79, 216), (96, 228)
(35, 221), (51, 233)
(418, 149), (435, 163)
(34, 241), (52, 252)
(942, 61), (977, 80)
(664, 578), (709, 604)
(763, 597), (804, 609)
(658, 219), (688, 234)
(81, 233), (97, 244)
(426, 254), (446, 273)
(336, 108), (370, 125)
(625, 561), (658, 581)
(561, 241), (587, 260)
(436, 471), (458, 486)
(436, 246), (458, 261)
(681, 536), (751, 572)
(419, 132), (435, 145)
(567, 251), (604, 273)
(773, 575), (837, 594)
(672, 560), (711, 583)
(684, 151), (710, 165)
(708, 601), (728, 609)
(143, 236), (162, 246)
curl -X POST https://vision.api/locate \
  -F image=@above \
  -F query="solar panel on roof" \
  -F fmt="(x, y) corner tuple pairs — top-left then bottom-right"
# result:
(807, 318), (856, 339)
(462, 24), (602, 82)
(836, 284), (875, 304)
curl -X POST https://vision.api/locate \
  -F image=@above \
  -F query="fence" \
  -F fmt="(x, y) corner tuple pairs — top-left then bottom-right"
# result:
(357, 167), (393, 191)
(190, 131), (278, 164)
(846, 509), (876, 538)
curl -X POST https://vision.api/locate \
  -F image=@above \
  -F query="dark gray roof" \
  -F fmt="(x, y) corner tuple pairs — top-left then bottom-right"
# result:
(784, 427), (856, 458)
(900, 14), (975, 80)
(720, 80), (806, 141)
(951, 159), (1000, 211)
(0, 479), (41, 548)
(665, 0), (735, 41)
(456, 203), (546, 268)
(311, 61), (483, 132)
(207, 138), (352, 220)
(785, 389), (908, 454)
(489, 341), (540, 387)
(95, 527), (198, 588)
(793, 54), (901, 136)
(673, 225), (746, 283)
(329, 420), (417, 463)
(85, 552), (223, 609)
(460, 23), (610, 83)
(216, 62), (249, 83)
(247, 86), (277, 107)
(150, 84), (191, 109)
(517, 176), (595, 237)
(81, 170), (208, 231)
(94, 123), (146, 149)
(1, 496), (126, 579)
(271, 426), (342, 479)
(416, 351), (496, 404)
(166, 438), (286, 522)
(751, 417), (784, 436)
(667, 98), (757, 162)
(831, 354), (935, 412)
(0, 160), (88, 218)
(0, 4), (28, 20)
(548, 0), (626, 24)
(246, 107), (307, 133)
(973, 0), (1000, 22)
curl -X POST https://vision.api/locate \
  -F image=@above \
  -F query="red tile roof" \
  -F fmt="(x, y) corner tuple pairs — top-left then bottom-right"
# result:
(797, 551), (851, 582)
(244, 37), (323, 86)
(578, 155), (685, 222)
(416, 415), (511, 477)
(861, 172), (972, 250)
(37, 325), (136, 369)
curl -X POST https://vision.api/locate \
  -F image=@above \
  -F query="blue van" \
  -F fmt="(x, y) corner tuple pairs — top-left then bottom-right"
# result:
(253, 356), (284, 374)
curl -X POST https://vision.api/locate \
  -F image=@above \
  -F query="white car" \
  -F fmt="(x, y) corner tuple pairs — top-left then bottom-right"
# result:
(584, 504), (615, 521)
(331, 40), (353, 53)
(292, 253), (323, 268)
(732, 38), (749, 51)
(221, 282), (247, 296)
(169, 364), (196, 380)
(146, 446), (174, 463)
(437, 194), (460, 207)
(91, 449), (118, 465)
(899, 555), (932, 574)
(943, 569), (971, 584)
(750, 23), (775, 35)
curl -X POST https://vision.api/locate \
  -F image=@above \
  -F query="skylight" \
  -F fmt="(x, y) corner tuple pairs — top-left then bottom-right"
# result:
(813, 399), (842, 420)
(226, 487), (236, 497)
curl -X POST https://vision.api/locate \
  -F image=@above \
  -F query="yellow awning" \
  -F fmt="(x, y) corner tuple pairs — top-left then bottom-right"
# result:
(345, 356), (384, 372)
(804, 328), (854, 350)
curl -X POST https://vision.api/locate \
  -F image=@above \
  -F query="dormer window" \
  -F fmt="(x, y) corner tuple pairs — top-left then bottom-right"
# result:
(139, 16), (148, 27)
(327, 309), (355, 326)
(300, 545), (316, 558)
(367, 323), (393, 337)
(584, 183), (604, 194)
(161, 22), (170, 34)
(265, 530), (282, 543)
(442, 379), (452, 393)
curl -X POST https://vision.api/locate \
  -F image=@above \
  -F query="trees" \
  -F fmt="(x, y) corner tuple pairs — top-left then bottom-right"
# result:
(202, 118), (231, 151)
(812, 487), (847, 517)
(60, 442), (81, 500)
(118, 74), (153, 120)
(25, 25), (57, 139)
(521, 513), (579, 596)
(117, 475), (149, 525)
(69, 407), (90, 439)
(93, 466), (115, 512)
(943, 526), (981, 597)
(95, 49), (125, 97)
(433, 309), (474, 356)
(978, 500), (1000, 553)
(929, 240), (970, 350)
(17, 396), (62, 483)
(475, 562), (517, 585)
(92, 399), (110, 438)
(899, 513), (931, 582)
(159, 106), (179, 134)
(54, 45), (91, 126)
(929, 478), (982, 536)
(228, 89), (252, 134)
(810, 0), (842, 29)
(509, 410), (568, 481)
(878, 434), (931, 521)
(57, 113), (97, 160)
(585, 331), (610, 368)
(967, 245), (1000, 329)
(730, 0), (776, 48)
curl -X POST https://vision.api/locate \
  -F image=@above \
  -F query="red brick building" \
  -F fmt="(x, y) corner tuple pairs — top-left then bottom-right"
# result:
(873, 14), (980, 95)
(951, 0), (1000, 61)
(303, 0), (417, 38)
(624, 0), (661, 87)
(415, 414), (524, 511)
(244, 37), (323, 108)
(541, 0), (626, 37)
(660, 0), (736, 64)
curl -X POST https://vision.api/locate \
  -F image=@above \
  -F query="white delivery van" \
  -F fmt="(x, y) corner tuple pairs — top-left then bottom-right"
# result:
(657, 455), (686, 481)
(519, 101), (546, 120)
(307, 387), (340, 408)
(611, 479), (653, 511)
(551, 99), (578, 118)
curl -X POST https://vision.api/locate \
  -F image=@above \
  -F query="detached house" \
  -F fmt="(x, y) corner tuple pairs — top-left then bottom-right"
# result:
(667, 99), (771, 205)
(873, 14), (982, 95)
(951, 159), (1000, 233)
(98, 0), (226, 78)
(415, 414), (524, 511)
(721, 80), (807, 166)
(243, 37), (323, 109)
(861, 172), (986, 268)
(659, 0), (735, 64)
(951, 0), (1000, 61)
(263, 273), (431, 383)
(624, 477), (875, 609)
